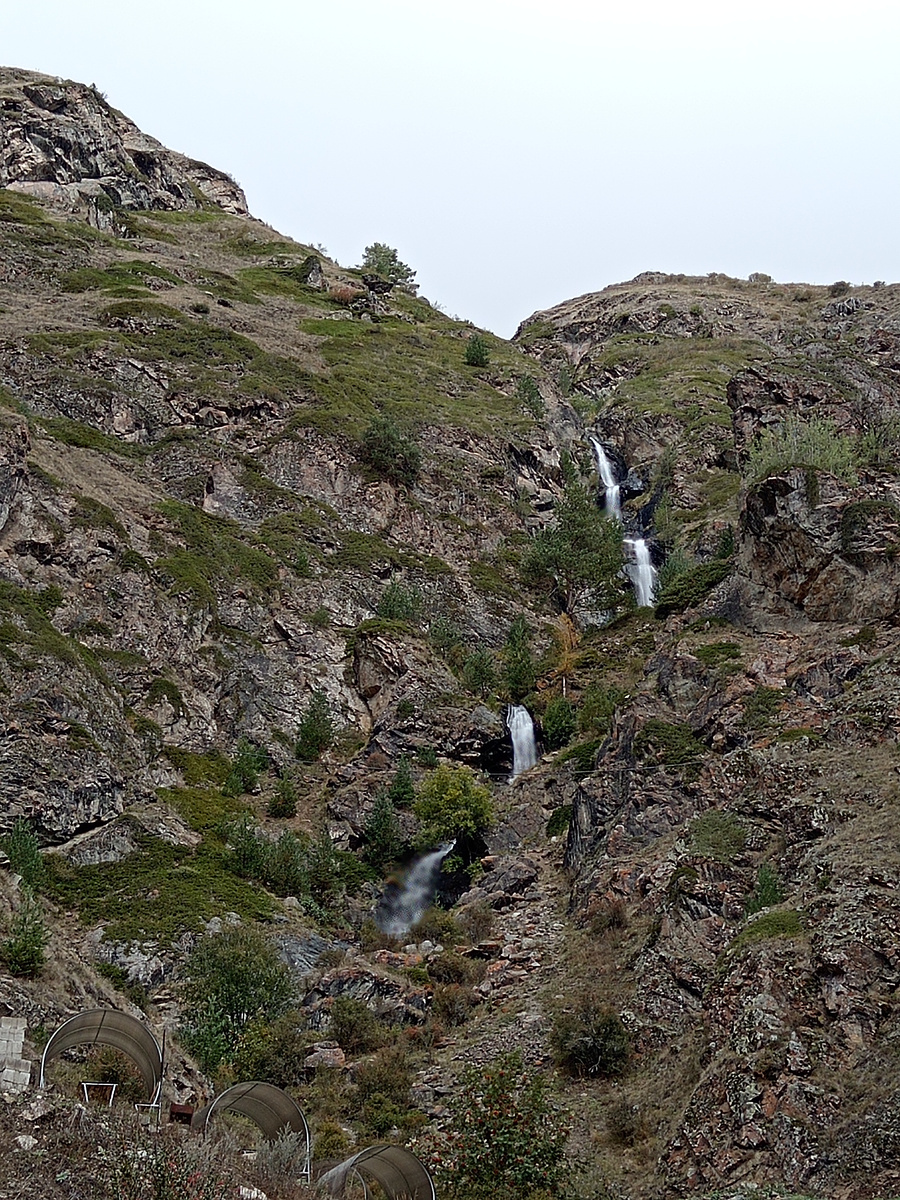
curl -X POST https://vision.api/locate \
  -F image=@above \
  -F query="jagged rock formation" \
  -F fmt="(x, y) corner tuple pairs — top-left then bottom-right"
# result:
(2, 69), (900, 1200)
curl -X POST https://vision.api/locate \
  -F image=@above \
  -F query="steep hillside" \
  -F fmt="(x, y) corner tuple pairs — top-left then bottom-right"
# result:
(2, 69), (900, 1200)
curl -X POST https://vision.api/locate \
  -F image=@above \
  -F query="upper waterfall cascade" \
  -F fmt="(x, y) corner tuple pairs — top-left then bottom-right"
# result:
(589, 436), (622, 522)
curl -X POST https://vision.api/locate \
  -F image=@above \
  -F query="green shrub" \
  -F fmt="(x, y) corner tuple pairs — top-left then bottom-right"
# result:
(377, 580), (422, 622)
(633, 719), (703, 767)
(296, 690), (335, 762)
(180, 926), (295, 1071)
(577, 685), (624, 736)
(432, 982), (477, 1026)
(388, 757), (416, 807)
(741, 685), (785, 729)
(690, 811), (746, 862)
(727, 908), (804, 957)
(359, 242), (417, 288)
(359, 415), (421, 486)
(462, 648), (496, 697)
(746, 863), (784, 914)
(1, 819), (44, 886)
(414, 765), (494, 848)
(545, 805), (572, 838)
(502, 617), (536, 702)
(410, 905), (462, 948)
(363, 791), (405, 875)
(464, 333), (491, 368)
(267, 773), (298, 819)
(330, 996), (388, 1056)
(223, 737), (268, 797)
(1, 886), (48, 976)
(550, 998), (630, 1078)
(516, 375), (543, 416)
(694, 641), (741, 668)
(654, 558), (733, 616)
(747, 415), (859, 484)
(543, 697), (576, 750)
(432, 1052), (569, 1200)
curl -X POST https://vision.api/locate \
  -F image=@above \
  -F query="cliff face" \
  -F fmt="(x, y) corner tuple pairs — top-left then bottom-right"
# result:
(2, 68), (900, 1200)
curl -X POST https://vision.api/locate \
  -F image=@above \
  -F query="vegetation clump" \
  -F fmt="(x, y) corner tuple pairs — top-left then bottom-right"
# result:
(550, 997), (630, 1078)
(414, 764), (494, 849)
(359, 414), (422, 486)
(359, 242), (417, 289)
(690, 810), (747, 862)
(296, 690), (335, 762)
(747, 415), (858, 484)
(464, 333), (491, 367)
(429, 1052), (570, 1200)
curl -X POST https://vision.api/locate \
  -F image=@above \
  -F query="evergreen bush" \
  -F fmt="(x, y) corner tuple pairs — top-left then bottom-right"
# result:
(296, 690), (335, 761)
(543, 696), (576, 750)
(1, 818), (44, 887)
(1, 886), (48, 976)
(464, 333), (491, 367)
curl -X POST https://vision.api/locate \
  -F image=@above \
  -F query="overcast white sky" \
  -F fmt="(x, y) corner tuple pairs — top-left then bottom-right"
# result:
(5, 1), (900, 335)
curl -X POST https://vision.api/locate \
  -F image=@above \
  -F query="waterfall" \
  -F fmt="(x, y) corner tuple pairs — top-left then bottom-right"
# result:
(625, 537), (658, 608)
(376, 842), (455, 937)
(507, 704), (537, 779)
(589, 436), (622, 522)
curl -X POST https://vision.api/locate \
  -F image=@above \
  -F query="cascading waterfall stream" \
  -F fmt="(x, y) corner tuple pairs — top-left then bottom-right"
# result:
(507, 703), (538, 779)
(376, 841), (456, 937)
(625, 537), (658, 608)
(589, 436), (622, 522)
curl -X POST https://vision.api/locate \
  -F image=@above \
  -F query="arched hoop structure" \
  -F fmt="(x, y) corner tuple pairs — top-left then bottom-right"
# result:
(39, 1009), (163, 1103)
(317, 1144), (436, 1200)
(192, 1081), (311, 1182)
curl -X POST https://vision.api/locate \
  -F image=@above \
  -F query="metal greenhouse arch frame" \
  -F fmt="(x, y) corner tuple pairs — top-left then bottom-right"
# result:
(317, 1144), (436, 1200)
(192, 1081), (311, 1183)
(39, 1008), (163, 1103)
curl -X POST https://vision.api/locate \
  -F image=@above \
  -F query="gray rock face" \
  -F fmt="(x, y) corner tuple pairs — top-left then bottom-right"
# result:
(0, 68), (247, 220)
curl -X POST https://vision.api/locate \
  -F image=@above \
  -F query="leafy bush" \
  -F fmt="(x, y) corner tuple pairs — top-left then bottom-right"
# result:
(543, 697), (576, 750)
(432, 982), (477, 1026)
(747, 415), (859, 484)
(296, 690), (335, 762)
(414, 765), (494, 848)
(180, 926), (295, 1071)
(550, 998), (630, 1078)
(690, 811), (746, 862)
(359, 415), (421, 487)
(429, 1052), (569, 1200)
(577, 685), (624, 736)
(1, 818), (44, 886)
(464, 333), (491, 367)
(330, 996), (388, 1056)
(1, 886), (48, 976)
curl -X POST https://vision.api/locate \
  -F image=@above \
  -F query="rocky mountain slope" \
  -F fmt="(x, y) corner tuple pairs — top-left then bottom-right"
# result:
(2, 68), (900, 1200)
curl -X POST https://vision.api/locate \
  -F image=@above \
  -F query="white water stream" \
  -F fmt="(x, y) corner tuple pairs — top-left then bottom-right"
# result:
(625, 537), (658, 608)
(376, 842), (456, 937)
(507, 703), (538, 779)
(589, 436), (622, 522)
